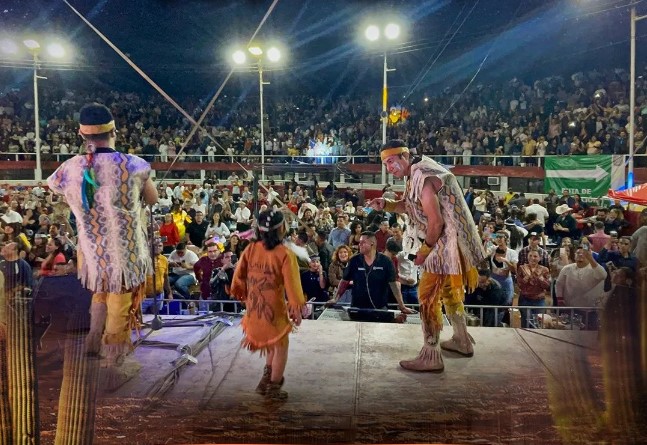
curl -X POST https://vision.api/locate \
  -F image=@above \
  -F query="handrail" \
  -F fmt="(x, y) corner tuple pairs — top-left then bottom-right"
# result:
(144, 298), (601, 329)
(1, 152), (645, 164)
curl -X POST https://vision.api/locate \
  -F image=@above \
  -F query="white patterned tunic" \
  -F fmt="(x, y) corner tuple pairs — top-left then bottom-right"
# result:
(47, 150), (152, 293)
(403, 156), (486, 275)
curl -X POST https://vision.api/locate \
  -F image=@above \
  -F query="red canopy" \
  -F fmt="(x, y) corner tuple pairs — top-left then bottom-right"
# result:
(608, 183), (647, 205)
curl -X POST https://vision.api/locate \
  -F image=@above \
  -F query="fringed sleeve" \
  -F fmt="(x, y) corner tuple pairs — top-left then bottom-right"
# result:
(230, 247), (249, 302)
(283, 250), (306, 313)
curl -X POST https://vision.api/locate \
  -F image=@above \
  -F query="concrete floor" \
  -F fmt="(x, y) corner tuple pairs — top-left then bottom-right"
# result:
(79, 314), (634, 444)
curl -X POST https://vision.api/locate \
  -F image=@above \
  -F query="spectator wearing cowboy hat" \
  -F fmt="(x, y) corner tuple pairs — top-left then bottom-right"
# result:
(553, 203), (578, 244)
(234, 200), (252, 232)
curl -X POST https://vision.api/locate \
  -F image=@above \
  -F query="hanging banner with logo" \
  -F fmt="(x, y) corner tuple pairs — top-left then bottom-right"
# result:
(544, 155), (612, 198)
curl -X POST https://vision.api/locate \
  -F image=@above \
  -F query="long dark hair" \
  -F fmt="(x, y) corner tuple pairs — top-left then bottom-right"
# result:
(256, 209), (285, 250)
(42, 237), (65, 271)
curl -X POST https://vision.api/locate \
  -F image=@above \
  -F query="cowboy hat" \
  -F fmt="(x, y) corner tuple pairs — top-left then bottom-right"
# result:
(555, 204), (572, 215)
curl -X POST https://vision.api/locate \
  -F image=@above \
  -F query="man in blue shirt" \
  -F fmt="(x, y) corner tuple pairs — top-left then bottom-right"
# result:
(0, 241), (34, 291)
(328, 214), (351, 248)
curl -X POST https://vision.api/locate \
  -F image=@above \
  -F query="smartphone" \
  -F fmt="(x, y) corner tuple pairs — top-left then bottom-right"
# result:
(582, 244), (589, 251)
(407, 253), (417, 261)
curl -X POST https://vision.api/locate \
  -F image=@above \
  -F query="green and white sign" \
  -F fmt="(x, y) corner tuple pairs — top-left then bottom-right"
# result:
(544, 156), (611, 198)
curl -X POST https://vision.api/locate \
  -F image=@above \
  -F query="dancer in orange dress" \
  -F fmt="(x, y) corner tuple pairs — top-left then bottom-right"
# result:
(230, 209), (305, 401)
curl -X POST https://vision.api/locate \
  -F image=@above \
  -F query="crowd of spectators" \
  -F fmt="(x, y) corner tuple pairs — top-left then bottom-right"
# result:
(0, 175), (644, 330)
(2, 67), (647, 168)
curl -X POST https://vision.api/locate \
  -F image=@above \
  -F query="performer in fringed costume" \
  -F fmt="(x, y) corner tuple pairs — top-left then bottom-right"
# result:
(369, 140), (486, 372)
(47, 103), (158, 389)
(230, 209), (306, 401)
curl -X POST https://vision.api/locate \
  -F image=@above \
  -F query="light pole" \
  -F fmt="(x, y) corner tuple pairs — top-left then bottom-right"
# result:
(1, 38), (67, 181)
(364, 22), (402, 185)
(629, 2), (647, 188)
(24, 40), (44, 181)
(232, 45), (283, 182)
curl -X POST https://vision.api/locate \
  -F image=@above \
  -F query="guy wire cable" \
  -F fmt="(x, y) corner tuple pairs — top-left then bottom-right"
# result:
(441, 0), (523, 118)
(403, 0), (473, 101)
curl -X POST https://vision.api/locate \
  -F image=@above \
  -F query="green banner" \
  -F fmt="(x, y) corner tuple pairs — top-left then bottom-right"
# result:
(544, 155), (611, 198)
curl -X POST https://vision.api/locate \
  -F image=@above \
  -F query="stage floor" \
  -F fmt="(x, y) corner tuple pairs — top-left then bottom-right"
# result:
(36, 314), (643, 444)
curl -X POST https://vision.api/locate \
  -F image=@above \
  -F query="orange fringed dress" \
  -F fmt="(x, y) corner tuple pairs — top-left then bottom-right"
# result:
(230, 241), (306, 353)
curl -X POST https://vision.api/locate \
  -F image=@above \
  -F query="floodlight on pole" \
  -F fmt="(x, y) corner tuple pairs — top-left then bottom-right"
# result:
(46, 42), (65, 58)
(266, 47), (281, 62)
(232, 50), (247, 65)
(365, 25), (380, 42)
(0, 36), (70, 181)
(248, 46), (263, 56)
(384, 23), (401, 40)
(23, 39), (41, 51)
(362, 20), (404, 185)
(230, 43), (287, 182)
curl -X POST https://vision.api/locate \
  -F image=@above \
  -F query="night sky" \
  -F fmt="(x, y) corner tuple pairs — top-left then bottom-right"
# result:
(0, 0), (644, 99)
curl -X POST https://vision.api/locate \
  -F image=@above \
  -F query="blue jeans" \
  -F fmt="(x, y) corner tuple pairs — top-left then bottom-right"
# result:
(401, 285), (419, 305)
(141, 293), (164, 314)
(518, 296), (546, 328)
(491, 274), (514, 324)
(169, 274), (196, 299)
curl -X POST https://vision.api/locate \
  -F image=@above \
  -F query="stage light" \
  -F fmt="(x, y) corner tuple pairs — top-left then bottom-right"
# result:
(266, 47), (281, 62)
(0, 39), (19, 55)
(232, 50), (246, 65)
(424, 97), (429, 102)
(365, 25), (380, 42)
(385, 23), (401, 40)
(46, 42), (65, 58)
(248, 46), (263, 56)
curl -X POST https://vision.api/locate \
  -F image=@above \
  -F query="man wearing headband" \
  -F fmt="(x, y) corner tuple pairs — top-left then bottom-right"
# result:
(230, 209), (306, 402)
(47, 103), (158, 390)
(369, 140), (485, 372)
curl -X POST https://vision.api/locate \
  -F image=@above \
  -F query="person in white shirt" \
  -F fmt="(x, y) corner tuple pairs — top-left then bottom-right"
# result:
(204, 212), (230, 240)
(488, 231), (518, 306)
(396, 250), (419, 304)
(155, 194), (172, 213)
(1, 204), (23, 224)
(167, 242), (199, 300)
(556, 245), (607, 311)
(158, 141), (169, 162)
(32, 182), (46, 198)
(234, 200), (251, 231)
(524, 198), (549, 224)
(206, 144), (216, 162)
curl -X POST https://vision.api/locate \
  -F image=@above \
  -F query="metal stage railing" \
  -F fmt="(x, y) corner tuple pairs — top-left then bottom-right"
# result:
(142, 298), (601, 330)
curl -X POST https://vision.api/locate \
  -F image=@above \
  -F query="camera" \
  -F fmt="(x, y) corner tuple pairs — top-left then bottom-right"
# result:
(230, 254), (238, 265)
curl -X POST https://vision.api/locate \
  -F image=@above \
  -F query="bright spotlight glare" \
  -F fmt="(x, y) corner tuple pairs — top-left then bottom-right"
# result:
(23, 39), (41, 51)
(365, 25), (380, 42)
(266, 47), (281, 62)
(232, 50), (247, 65)
(46, 43), (65, 58)
(248, 46), (263, 56)
(0, 39), (19, 55)
(384, 23), (401, 40)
